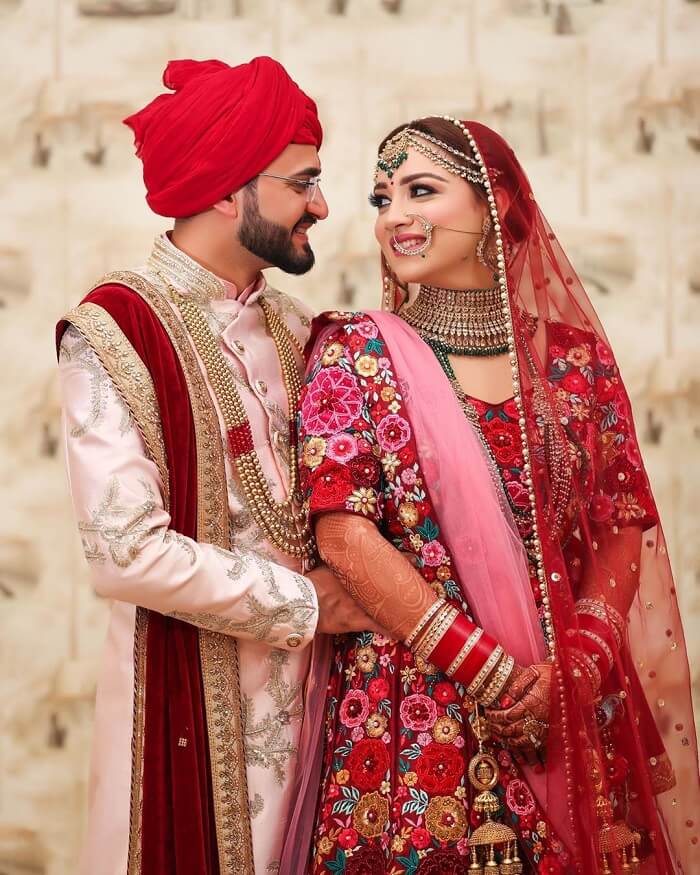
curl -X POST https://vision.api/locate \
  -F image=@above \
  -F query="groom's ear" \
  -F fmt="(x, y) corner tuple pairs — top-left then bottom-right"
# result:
(212, 192), (240, 219)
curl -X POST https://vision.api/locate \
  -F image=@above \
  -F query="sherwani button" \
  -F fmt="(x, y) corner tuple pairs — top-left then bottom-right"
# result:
(286, 634), (302, 648)
(233, 340), (245, 353)
(255, 380), (268, 395)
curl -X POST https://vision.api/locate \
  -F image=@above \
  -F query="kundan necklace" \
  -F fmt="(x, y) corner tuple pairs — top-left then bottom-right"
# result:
(400, 284), (510, 357)
(157, 272), (315, 560)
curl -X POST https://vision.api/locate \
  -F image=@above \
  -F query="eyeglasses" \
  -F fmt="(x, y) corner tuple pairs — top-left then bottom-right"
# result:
(257, 172), (322, 203)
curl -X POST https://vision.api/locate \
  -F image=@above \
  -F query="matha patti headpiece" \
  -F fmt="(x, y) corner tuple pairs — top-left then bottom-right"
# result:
(374, 127), (487, 186)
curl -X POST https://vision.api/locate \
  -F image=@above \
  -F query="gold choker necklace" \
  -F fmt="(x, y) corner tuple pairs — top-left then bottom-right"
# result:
(401, 285), (511, 356)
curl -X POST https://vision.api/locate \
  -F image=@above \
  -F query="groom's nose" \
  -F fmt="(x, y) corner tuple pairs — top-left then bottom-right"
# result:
(307, 186), (329, 221)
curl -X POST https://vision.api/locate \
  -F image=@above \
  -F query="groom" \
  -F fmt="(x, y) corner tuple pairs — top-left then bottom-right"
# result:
(56, 56), (376, 875)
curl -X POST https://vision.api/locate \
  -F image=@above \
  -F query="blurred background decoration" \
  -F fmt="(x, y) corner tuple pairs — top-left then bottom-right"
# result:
(0, 1), (698, 872)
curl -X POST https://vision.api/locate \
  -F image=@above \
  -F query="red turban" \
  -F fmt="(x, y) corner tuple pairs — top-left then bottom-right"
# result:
(123, 56), (323, 218)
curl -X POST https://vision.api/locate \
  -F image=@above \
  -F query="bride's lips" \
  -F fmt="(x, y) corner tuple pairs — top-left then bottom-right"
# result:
(391, 232), (427, 255)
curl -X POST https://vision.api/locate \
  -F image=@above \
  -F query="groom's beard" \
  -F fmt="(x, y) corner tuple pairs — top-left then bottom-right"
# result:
(238, 186), (316, 275)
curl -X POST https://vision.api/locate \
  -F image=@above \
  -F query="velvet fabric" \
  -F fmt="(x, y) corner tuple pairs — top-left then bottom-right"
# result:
(57, 283), (220, 875)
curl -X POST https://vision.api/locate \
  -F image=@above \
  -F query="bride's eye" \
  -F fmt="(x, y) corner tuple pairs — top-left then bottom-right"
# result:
(368, 192), (390, 209)
(410, 184), (435, 198)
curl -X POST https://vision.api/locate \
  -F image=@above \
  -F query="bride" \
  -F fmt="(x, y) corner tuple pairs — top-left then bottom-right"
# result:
(281, 117), (699, 874)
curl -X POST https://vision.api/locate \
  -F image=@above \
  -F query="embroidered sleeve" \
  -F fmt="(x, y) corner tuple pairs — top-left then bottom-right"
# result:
(547, 324), (657, 531)
(58, 332), (317, 650)
(299, 316), (390, 523)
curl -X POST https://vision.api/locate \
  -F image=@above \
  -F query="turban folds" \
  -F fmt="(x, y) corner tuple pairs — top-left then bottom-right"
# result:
(123, 56), (323, 218)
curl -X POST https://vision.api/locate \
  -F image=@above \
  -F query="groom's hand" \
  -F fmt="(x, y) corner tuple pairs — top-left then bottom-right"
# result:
(308, 564), (385, 636)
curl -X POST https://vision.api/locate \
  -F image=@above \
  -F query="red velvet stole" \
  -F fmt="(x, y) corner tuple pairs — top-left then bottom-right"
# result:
(57, 284), (220, 875)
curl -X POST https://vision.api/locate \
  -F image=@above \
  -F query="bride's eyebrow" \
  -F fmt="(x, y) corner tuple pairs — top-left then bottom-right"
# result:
(373, 171), (447, 193)
(397, 172), (448, 186)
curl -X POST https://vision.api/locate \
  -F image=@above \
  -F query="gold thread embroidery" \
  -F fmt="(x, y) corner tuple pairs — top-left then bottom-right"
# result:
(78, 477), (156, 567)
(63, 303), (169, 507)
(242, 651), (303, 786)
(88, 271), (254, 874)
(60, 325), (134, 437)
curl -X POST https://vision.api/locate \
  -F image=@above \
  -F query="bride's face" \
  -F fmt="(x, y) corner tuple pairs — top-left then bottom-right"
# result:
(371, 147), (488, 287)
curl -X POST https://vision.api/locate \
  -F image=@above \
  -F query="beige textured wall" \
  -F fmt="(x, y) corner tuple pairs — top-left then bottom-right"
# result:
(1, 1), (699, 872)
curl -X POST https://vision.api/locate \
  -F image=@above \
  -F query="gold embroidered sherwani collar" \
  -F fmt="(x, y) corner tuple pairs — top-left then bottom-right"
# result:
(146, 233), (264, 306)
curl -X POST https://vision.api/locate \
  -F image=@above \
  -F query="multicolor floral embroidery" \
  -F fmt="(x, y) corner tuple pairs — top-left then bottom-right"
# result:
(299, 313), (590, 874)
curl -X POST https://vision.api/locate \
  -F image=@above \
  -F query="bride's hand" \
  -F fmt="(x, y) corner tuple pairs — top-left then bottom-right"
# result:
(483, 662), (552, 751)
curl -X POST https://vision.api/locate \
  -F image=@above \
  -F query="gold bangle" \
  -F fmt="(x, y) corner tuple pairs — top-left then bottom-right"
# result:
(478, 654), (515, 707)
(405, 599), (445, 648)
(414, 606), (459, 660)
(466, 645), (504, 697)
(445, 627), (483, 678)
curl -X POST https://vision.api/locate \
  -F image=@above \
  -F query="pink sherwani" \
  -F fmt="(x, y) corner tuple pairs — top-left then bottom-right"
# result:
(58, 234), (319, 874)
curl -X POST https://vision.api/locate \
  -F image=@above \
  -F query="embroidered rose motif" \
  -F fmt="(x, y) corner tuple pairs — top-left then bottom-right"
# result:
(589, 492), (614, 523)
(421, 540), (446, 568)
(433, 681), (458, 706)
(416, 848), (466, 874)
(349, 455), (380, 487)
(308, 461), (354, 512)
(376, 414), (411, 452)
(326, 432), (358, 464)
(302, 366), (364, 436)
(415, 742), (464, 794)
(367, 677), (389, 702)
(505, 777), (536, 816)
(337, 827), (358, 850)
(410, 827), (431, 850)
(355, 320), (379, 339)
(596, 339), (615, 367)
(339, 689), (370, 728)
(401, 467), (418, 486)
(561, 371), (589, 395)
(347, 738), (390, 791)
(482, 417), (522, 466)
(345, 844), (386, 874)
(400, 694), (437, 732)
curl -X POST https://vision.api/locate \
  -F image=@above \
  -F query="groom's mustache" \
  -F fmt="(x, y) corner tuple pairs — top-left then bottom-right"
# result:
(293, 213), (317, 233)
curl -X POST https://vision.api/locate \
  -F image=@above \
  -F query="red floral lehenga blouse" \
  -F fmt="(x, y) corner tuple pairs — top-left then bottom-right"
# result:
(297, 311), (657, 875)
